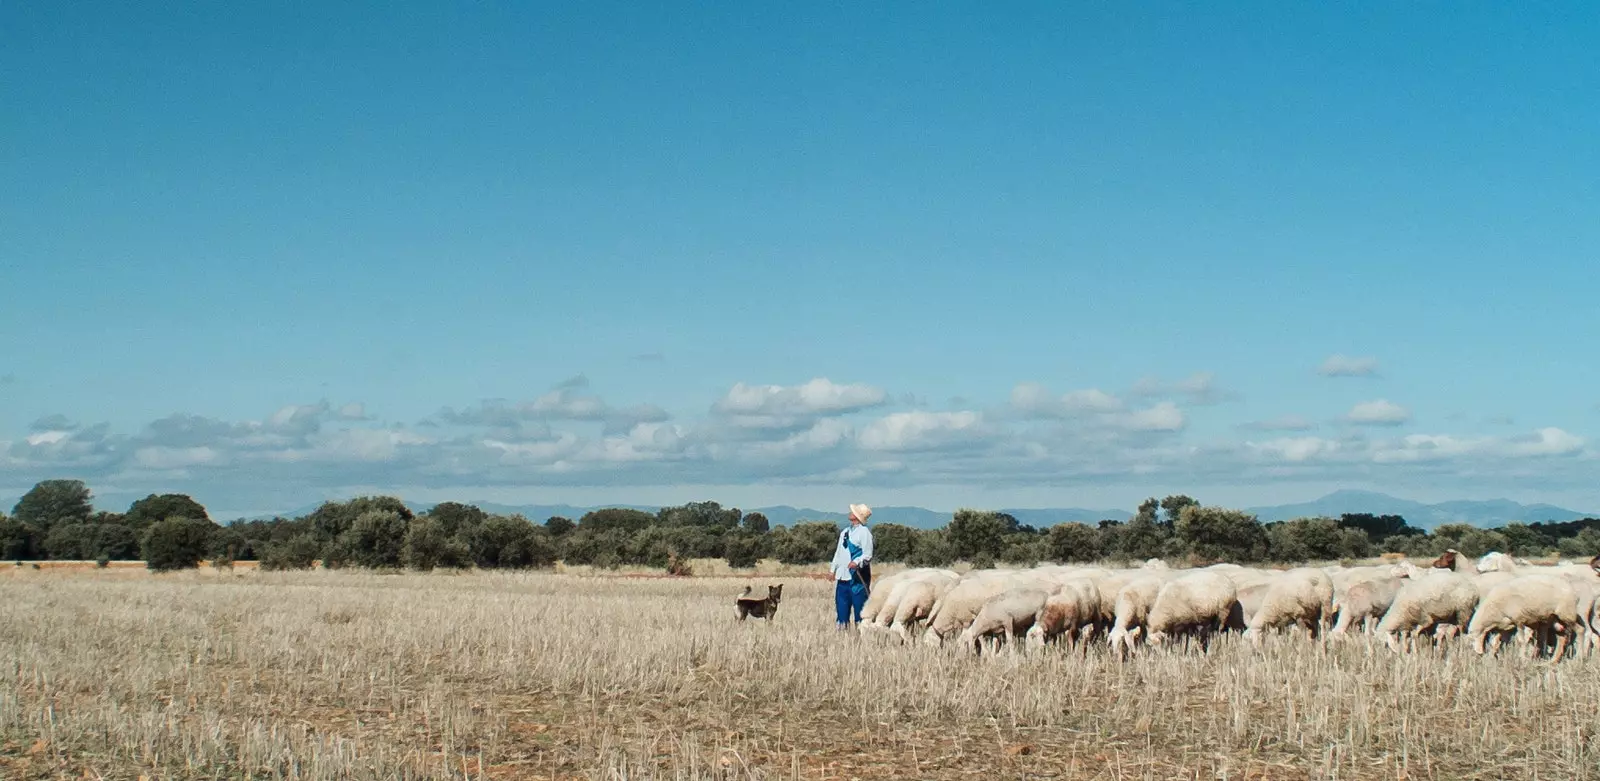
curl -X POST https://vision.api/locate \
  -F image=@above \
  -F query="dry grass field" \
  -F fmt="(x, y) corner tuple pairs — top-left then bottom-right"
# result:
(3, 561), (1599, 780)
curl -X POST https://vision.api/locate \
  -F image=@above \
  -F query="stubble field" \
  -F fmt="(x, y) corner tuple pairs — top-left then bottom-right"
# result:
(2, 562), (1598, 780)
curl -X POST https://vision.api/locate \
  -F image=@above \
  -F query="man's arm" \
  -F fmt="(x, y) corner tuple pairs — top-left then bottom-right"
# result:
(858, 527), (873, 564)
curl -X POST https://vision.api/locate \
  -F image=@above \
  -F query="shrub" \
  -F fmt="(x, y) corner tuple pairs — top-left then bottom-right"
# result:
(723, 533), (763, 569)
(402, 516), (472, 571)
(260, 533), (321, 570)
(142, 517), (218, 572)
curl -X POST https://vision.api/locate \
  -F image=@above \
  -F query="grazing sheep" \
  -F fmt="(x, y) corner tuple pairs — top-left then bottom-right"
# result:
(1376, 568), (1480, 652)
(1146, 570), (1244, 650)
(1024, 578), (1103, 650)
(1108, 573), (1173, 657)
(1243, 567), (1335, 646)
(888, 571), (960, 642)
(922, 569), (1040, 646)
(859, 570), (917, 631)
(1467, 574), (1582, 659)
(1330, 573), (1406, 636)
(955, 587), (1052, 654)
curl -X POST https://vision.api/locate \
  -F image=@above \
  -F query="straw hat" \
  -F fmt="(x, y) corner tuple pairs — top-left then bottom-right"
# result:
(848, 503), (872, 523)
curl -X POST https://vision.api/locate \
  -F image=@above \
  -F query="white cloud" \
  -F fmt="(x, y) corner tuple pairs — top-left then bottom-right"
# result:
(713, 378), (887, 421)
(1245, 436), (1342, 463)
(2, 376), (1594, 511)
(1117, 402), (1187, 432)
(1318, 354), (1380, 377)
(1010, 383), (1123, 416)
(709, 378), (888, 432)
(1344, 399), (1410, 426)
(857, 411), (985, 452)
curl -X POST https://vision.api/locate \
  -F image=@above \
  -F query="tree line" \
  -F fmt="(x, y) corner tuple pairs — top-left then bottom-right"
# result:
(4, 479), (1600, 573)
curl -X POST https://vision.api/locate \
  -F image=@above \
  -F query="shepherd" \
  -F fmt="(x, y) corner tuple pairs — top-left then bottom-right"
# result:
(831, 503), (875, 629)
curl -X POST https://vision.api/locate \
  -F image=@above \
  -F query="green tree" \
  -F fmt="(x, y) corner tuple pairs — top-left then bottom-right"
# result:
(0, 517), (40, 560)
(1112, 515), (1170, 562)
(868, 523), (918, 563)
(741, 511), (770, 534)
(308, 496), (414, 541)
(43, 523), (140, 561)
(1160, 495), (1199, 527)
(723, 532), (764, 569)
(578, 507), (656, 534)
(1557, 528), (1600, 558)
(775, 522), (839, 565)
(12, 479), (94, 536)
(1267, 517), (1371, 563)
(907, 529), (956, 567)
(423, 501), (487, 537)
(1432, 524), (1509, 559)
(946, 509), (1016, 561)
(402, 516), (472, 571)
(1175, 505), (1269, 563)
(142, 517), (218, 572)
(545, 516), (575, 537)
(335, 509), (410, 568)
(259, 533), (322, 570)
(658, 501), (742, 529)
(1001, 533), (1048, 566)
(1498, 523), (1553, 557)
(470, 514), (542, 567)
(124, 493), (210, 530)
(1339, 513), (1422, 543)
(1047, 522), (1104, 563)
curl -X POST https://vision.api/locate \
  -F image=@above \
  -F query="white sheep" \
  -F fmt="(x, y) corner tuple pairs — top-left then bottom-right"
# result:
(1243, 567), (1335, 646)
(1329, 572), (1405, 636)
(955, 587), (1053, 654)
(887, 571), (960, 642)
(1145, 570), (1244, 650)
(922, 569), (1041, 646)
(1107, 572), (1175, 657)
(1466, 573), (1582, 660)
(1376, 567), (1480, 652)
(859, 570), (915, 631)
(1024, 577), (1103, 650)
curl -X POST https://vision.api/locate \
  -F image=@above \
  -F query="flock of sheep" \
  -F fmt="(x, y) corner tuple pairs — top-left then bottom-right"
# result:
(854, 550), (1600, 660)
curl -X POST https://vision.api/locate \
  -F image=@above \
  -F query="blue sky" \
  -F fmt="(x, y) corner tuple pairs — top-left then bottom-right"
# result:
(4, 3), (1598, 518)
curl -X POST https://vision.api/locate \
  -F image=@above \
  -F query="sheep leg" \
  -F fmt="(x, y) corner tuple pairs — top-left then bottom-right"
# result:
(1550, 625), (1573, 662)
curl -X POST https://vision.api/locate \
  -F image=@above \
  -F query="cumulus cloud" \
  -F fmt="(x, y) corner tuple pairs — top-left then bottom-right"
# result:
(435, 380), (670, 435)
(858, 411), (986, 452)
(2, 374), (1594, 509)
(1344, 399), (1411, 426)
(712, 378), (887, 428)
(1318, 354), (1380, 377)
(1010, 383), (1123, 416)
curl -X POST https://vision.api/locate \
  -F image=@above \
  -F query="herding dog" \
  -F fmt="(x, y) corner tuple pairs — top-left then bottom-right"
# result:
(735, 583), (783, 621)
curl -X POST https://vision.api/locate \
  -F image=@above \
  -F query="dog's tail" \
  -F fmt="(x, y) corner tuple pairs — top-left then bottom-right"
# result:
(739, 585), (752, 597)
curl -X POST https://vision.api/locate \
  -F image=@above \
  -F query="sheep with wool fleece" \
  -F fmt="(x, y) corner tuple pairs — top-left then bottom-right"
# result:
(954, 587), (1053, 654)
(1146, 569), (1245, 649)
(1376, 566), (1480, 652)
(1466, 573), (1582, 659)
(921, 569), (1051, 646)
(887, 571), (960, 642)
(1243, 567), (1336, 646)
(1024, 577), (1104, 650)
(1107, 571), (1180, 657)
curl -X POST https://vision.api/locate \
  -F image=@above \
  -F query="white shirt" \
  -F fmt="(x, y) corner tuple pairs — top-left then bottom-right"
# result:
(830, 523), (874, 582)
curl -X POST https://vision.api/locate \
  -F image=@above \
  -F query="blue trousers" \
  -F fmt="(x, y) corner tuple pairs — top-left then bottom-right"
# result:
(835, 577), (868, 625)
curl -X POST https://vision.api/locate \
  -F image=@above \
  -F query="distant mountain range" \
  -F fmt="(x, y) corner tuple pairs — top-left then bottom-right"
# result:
(241, 489), (1596, 530)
